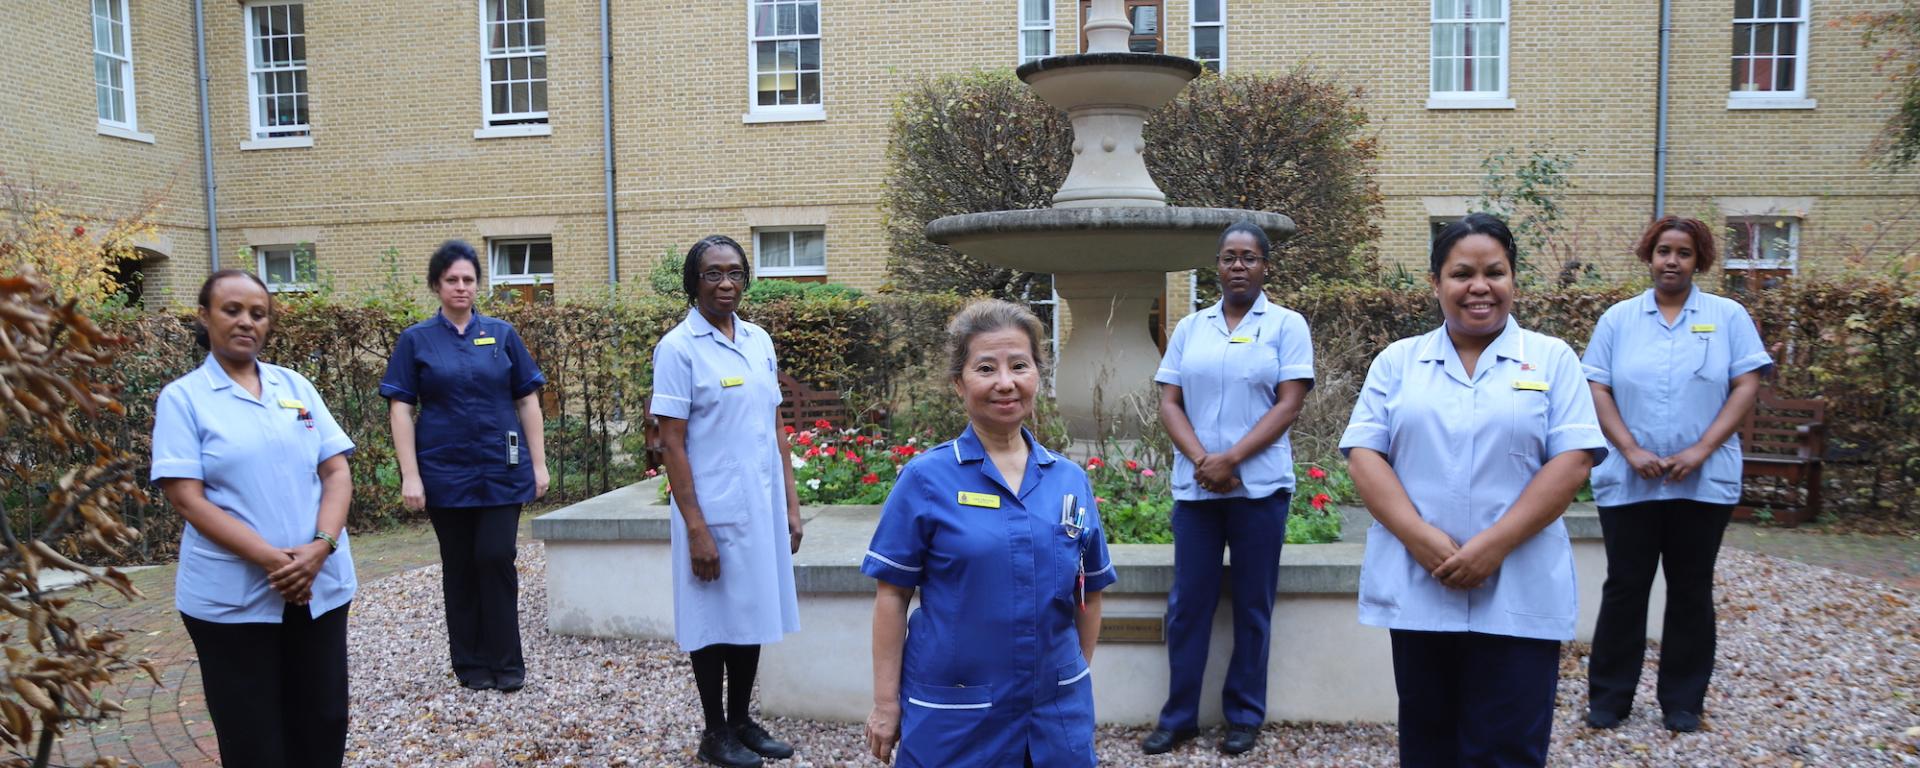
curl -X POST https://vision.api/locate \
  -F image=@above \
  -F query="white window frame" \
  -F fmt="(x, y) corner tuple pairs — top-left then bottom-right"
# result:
(243, 2), (312, 149)
(1189, 0), (1224, 72)
(1728, 0), (1816, 109)
(92, 0), (152, 142)
(488, 238), (555, 288)
(743, 0), (826, 123)
(1724, 217), (1801, 273)
(753, 227), (827, 278)
(475, 0), (551, 138)
(1427, 0), (1514, 110)
(256, 244), (316, 293)
(1019, 0), (1054, 65)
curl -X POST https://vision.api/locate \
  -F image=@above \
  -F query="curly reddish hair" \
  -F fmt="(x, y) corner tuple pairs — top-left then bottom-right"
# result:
(1634, 216), (1718, 272)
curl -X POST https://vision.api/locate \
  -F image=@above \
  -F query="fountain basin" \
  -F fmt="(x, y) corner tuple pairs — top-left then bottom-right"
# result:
(926, 207), (1294, 274)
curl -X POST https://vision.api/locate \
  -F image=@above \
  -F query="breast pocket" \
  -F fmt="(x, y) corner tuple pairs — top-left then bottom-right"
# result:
(1508, 388), (1550, 462)
(1690, 334), (1729, 383)
(1050, 524), (1085, 610)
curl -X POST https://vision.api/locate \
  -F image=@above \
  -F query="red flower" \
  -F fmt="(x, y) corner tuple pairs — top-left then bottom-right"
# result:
(644, 468), (658, 478)
(848, 452), (862, 464)
(814, 419), (833, 430)
(822, 446), (837, 458)
(795, 432), (813, 446)
(855, 435), (872, 445)
(72, 226), (85, 238)
(783, 425), (796, 435)
(1308, 466), (1327, 480)
(804, 447), (819, 458)
(1086, 457), (1105, 469)
(861, 472), (880, 485)
(1095, 496), (1107, 505)
(1125, 460), (1139, 471)
(1311, 493), (1331, 511)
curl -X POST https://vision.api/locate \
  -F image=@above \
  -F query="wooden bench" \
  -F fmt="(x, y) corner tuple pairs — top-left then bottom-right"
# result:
(1734, 386), (1828, 527)
(638, 373), (851, 469)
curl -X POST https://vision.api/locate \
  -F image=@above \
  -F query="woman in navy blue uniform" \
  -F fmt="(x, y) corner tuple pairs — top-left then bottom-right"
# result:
(152, 270), (357, 767)
(863, 299), (1117, 768)
(381, 240), (548, 693)
(1581, 217), (1772, 733)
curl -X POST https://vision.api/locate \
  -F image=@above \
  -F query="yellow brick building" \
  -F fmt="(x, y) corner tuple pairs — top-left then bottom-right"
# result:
(2, 0), (1913, 309)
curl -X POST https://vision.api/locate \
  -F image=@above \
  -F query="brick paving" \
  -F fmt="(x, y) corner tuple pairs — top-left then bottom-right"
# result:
(23, 512), (1917, 766)
(42, 514), (535, 768)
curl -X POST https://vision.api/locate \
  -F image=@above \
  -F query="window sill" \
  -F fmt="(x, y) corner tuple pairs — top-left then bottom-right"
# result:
(757, 267), (828, 278)
(240, 136), (314, 151)
(474, 124), (553, 140)
(492, 276), (555, 285)
(1726, 96), (1816, 110)
(742, 108), (826, 124)
(97, 124), (156, 144)
(1425, 96), (1516, 110)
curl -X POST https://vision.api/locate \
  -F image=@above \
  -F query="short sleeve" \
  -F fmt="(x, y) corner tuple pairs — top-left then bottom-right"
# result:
(1581, 309), (1617, 388)
(649, 336), (693, 420)
(295, 373), (355, 463)
(504, 324), (547, 400)
(378, 330), (419, 404)
(1080, 477), (1117, 592)
(862, 463), (931, 588)
(1725, 304), (1774, 379)
(1339, 345), (1398, 457)
(1545, 342), (1609, 462)
(1154, 317), (1189, 387)
(1275, 312), (1315, 388)
(150, 383), (204, 482)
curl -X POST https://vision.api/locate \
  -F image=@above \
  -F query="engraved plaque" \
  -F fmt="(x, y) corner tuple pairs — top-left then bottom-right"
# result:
(1099, 615), (1165, 644)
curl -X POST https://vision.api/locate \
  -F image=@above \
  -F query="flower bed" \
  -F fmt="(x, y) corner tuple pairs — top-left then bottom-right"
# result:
(656, 421), (1352, 544)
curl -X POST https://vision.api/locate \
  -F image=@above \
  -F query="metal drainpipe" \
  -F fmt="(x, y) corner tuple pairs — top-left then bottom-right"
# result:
(599, 0), (618, 285)
(1653, 0), (1672, 217)
(193, 0), (220, 269)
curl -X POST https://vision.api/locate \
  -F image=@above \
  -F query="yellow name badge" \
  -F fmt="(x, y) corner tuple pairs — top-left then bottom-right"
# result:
(957, 491), (1002, 509)
(277, 398), (305, 409)
(720, 377), (745, 388)
(1228, 336), (1253, 344)
(1512, 380), (1550, 392)
(473, 336), (497, 346)
(1690, 324), (1716, 333)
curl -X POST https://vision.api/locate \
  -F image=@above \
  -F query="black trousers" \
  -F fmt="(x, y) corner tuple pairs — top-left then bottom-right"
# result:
(182, 602), (350, 768)
(1588, 499), (1734, 718)
(429, 503), (524, 682)
(1390, 630), (1560, 768)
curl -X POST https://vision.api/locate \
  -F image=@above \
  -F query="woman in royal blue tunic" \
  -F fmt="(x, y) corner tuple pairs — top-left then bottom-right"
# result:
(863, 299), (1118, 768)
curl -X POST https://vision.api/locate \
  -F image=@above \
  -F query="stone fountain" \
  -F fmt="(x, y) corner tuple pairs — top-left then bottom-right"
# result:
(926, 0), (1294, 438)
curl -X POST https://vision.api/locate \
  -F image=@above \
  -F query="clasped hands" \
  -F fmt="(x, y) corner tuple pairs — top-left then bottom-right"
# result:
(1403, 523), (1507, 591)
(262, 541), (331, 605)
(1194, 452), (1241, 494)
(1622, 444), (1710, 483)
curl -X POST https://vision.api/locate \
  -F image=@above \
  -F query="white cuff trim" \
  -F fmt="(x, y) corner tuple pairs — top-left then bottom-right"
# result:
(865, 551), (922, 573)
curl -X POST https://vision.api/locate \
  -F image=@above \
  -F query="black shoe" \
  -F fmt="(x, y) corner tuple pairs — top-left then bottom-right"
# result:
(697, 728), (764, 768)
(1141, 727), (1199, 755)
(494, 672), (525, 693)
(1663, 711), (1700, 733)
(733, 720), (795, 759)
(457, 673), (495, 691)
(1219, 723), (1259, 755)
(1585, 709), (1624, 730)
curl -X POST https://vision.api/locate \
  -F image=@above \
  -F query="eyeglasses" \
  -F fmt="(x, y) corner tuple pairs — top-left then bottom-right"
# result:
(1216, 254), (1265, 268)
(699, 270), (747, 285)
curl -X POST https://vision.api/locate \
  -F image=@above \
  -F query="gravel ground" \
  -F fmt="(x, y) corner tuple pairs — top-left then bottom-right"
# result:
(344, 545), (1919, 767)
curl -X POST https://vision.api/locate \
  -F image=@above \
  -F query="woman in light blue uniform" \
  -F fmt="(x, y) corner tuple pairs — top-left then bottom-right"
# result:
(651, 235), (803, 768)
(1582, 216), (1772, 734)
(151, 270), (356, 767)
(863, 300), (1117, 768)
(1341, 215), (1606, 768)
(1142, 221), (1312, 757)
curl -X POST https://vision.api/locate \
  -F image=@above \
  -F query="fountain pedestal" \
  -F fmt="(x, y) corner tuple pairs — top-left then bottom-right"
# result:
(924, 0), (1294, 440)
